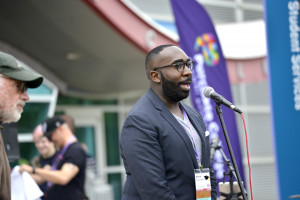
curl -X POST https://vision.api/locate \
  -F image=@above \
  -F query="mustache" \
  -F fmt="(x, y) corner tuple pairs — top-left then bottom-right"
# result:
(178, 77), (192, 84)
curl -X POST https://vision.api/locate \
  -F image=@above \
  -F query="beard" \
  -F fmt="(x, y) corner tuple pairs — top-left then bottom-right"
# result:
(161, 71), (190, 103)
(0, 100), (22, 123)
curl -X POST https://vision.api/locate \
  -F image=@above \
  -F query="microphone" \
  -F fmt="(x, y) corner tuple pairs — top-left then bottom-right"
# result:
(210, 137), (219, 160)
(203, 87), (242, 114)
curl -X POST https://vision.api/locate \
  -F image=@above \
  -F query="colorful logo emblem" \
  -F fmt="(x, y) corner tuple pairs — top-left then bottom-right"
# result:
(194, 33), (220, 67)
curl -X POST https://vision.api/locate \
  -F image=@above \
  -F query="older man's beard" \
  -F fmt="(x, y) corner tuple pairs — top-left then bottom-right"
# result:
(0, 100), (22, 123)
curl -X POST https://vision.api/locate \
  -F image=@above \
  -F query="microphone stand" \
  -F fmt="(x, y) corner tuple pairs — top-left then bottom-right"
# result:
(215, 102), (248, 200)
(216, 143), (244, 200)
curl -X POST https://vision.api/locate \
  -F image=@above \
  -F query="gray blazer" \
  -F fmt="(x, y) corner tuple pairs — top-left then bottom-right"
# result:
(120, 89), (217, 200)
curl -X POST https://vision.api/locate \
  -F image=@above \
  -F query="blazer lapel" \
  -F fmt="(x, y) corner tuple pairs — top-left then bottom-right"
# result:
(146, 89), (199, 169)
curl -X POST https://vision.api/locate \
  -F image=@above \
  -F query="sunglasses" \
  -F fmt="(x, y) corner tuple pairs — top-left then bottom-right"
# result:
(1, 75), (28, 93)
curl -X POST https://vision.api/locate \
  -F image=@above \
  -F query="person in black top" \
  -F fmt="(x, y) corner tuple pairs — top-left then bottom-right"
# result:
(20, 116), (86, 200)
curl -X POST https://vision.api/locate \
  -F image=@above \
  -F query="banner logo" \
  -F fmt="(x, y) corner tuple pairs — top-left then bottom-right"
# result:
(194, 33), (220, 67)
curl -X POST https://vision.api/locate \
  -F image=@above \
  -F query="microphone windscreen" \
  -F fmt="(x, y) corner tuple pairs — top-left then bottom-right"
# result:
(203, 87), (215, 98)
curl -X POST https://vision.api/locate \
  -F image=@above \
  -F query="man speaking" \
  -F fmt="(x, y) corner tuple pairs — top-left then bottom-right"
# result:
(119, 44), (217, 200)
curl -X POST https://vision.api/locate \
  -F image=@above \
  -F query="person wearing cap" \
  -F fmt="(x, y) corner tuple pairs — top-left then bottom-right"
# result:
(19, 116), (87, 200)
(29, 124), (57, 200)
(0, 52), (43, 200)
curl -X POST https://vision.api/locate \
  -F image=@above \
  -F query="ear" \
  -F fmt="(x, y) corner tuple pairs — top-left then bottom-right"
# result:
(57, 125), (64, 134)
(150, 70), (161, 83)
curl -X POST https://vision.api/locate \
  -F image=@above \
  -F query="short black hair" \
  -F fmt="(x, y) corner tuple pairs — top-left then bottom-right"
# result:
(145, 44), (176, 78)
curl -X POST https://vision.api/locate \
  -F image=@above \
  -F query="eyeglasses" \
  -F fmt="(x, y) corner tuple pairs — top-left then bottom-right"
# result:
(153, 60), (194, 73)
(0, 75), (28, 93)
(16, 81), (28, 93)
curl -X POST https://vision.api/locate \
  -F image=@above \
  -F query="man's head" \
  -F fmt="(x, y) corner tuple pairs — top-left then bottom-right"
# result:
(33, 124), (56, 158)
(145, 45), (193, 103)
(42, 116), (73, 149)
(0, 52), (43, 123)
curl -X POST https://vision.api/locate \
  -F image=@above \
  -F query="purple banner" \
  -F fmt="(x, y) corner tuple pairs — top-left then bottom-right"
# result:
(170, 0), (245, 190)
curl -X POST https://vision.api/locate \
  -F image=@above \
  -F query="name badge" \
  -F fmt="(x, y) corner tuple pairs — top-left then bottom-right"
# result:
(194, 168), (211, 200)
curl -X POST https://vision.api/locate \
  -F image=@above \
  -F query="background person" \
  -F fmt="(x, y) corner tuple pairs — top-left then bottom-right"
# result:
(30, 124), (57, 199)
(119, 44), (217, 200)
(0, 52), (43, 200)
(19, 116), (87, 200)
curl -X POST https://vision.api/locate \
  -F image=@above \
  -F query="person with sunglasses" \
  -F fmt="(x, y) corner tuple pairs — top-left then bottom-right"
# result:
(0, 52), (43, 200)
(120, 44), (217, 200)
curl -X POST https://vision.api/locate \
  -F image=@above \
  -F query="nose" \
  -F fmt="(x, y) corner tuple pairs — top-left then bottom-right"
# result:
(182, 64), (192, 77)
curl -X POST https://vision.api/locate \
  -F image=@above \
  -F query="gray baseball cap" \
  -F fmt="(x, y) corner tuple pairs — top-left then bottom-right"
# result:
(0, 52), (43, 88)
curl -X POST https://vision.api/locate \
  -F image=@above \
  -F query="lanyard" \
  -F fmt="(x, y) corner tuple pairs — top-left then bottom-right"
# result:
(51, 135), (76, 170)
(48, 135), (76, 187)
(180, 107), (200, 163)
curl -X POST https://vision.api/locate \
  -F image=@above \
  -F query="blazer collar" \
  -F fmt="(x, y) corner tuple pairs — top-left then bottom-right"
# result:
(146, 88), (164, 111)
(146, 88), (199, 168)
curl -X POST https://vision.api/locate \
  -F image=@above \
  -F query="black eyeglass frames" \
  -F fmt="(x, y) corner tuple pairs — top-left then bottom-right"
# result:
(153, 60), (194, 73)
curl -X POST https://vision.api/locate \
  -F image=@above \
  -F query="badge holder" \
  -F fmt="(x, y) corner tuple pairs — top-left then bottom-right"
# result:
(195, 167), (211, 200)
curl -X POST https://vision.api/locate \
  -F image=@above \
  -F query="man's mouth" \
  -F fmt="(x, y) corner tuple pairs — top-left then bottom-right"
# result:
(180, 82), (191, 90)
(17, 103), (25, 112)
